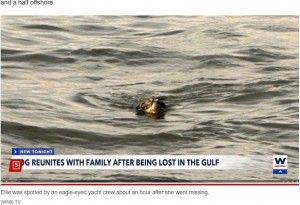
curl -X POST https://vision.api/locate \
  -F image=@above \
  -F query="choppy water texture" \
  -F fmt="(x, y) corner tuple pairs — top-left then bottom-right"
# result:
(1, 16), (299, 182)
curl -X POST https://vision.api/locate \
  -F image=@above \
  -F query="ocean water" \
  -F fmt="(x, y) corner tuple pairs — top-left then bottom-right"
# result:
(1, 16), (298, 182)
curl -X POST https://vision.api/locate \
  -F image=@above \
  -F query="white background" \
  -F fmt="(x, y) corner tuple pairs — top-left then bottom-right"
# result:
(0, 0), (299, 15)
(0, 185), (299, 205)
(0, 0), (299, 204)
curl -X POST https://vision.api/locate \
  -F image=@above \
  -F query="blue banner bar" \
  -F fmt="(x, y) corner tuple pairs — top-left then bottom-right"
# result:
(273, 169), (287, 174)
(12, 148), (55, 155)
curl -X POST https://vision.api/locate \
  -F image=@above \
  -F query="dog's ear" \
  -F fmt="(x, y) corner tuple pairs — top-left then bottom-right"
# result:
(135, 104), (141, 110)
(158, 101), (167, 108)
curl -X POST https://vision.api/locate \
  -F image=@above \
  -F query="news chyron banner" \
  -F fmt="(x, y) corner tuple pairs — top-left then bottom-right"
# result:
(9, 148), (287, 173)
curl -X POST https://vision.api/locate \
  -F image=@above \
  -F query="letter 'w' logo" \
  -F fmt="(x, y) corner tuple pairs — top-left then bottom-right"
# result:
(273, 155), (287, 175)
(275, 157), (286, 165)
